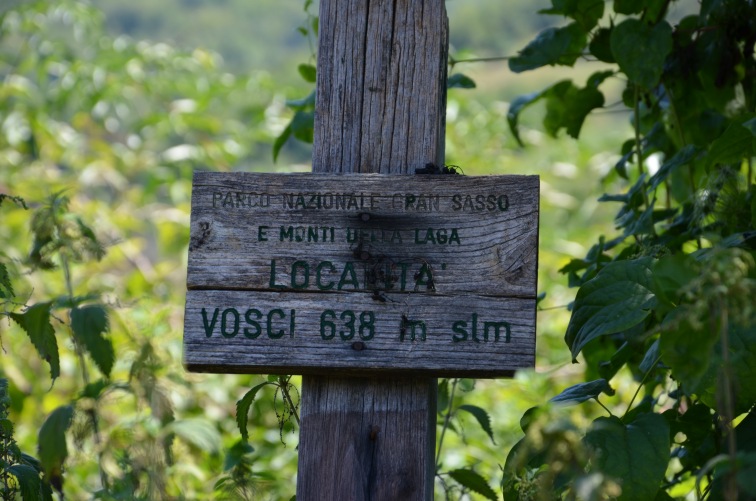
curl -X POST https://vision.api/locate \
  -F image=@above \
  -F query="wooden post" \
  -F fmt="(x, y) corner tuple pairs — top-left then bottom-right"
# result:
(297, 0), (448, 498)
(183, 0), (537, 496)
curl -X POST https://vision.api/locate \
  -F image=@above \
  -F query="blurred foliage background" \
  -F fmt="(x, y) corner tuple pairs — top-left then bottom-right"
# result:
(0, 0), (710, 499)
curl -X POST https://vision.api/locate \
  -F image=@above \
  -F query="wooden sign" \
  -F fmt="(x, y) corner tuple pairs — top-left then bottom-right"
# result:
(184, 171), (539, 377)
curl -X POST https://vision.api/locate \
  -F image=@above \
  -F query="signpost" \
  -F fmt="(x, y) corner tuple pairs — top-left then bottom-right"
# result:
(185, 172), (538, 376)
(184, 0), (539, 498)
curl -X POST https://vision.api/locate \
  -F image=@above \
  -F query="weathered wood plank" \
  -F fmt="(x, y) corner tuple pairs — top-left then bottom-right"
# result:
(312, 0), (447, 173)
(188, 172), (539, 297)
(306, 0), (445, 497)
(297, 376), (436, 499)
(184, 290), (535, 376)
(297, 0), (518, 498)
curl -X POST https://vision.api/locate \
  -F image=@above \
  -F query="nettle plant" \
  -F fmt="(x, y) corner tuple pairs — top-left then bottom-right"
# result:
(1, 193), (113, 499)
(501, 0), (756, 499)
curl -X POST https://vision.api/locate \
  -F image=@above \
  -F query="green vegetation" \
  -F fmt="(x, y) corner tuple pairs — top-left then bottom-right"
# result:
(1, 0), (754, 499)
(499, 1), (756, 499)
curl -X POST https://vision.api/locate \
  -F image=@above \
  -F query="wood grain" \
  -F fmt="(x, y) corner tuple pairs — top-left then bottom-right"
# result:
(188, 172), (539, 298)
(184, 290), (535, 376)
(297, 377), (436, 499)
(312, 0), (448, 173)
(299, 1), (450, 498)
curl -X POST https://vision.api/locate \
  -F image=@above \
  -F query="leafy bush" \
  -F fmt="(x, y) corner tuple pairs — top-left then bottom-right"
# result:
(502, 1), (756, 499)
(0, 1), (298, 498)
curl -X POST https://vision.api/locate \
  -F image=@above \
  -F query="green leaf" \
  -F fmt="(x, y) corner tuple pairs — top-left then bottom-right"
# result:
(565, 258), (657, 361)
(274, 91), (316, 162)
(614, 0), (645, 14)
(507, 91), (546, 146)
(0, 193), (28, 209)
(447, 73), (476, 89)
(611, 19), (672, 89)
(743, 116), (756, 135)
(458, 405), (495, 444)
(10, 302), (60, 380)
(660, 307), (756, 415)
(614, 0), (669, 17)
(290, 110), (314, 143)
(509, 22), (587, 73)
(519, 406), (545, 433)
(543, 76), (607, 139)
(589, 27), (615, 63)
(639, 339), (661, 374)
(598, 341), (635, 380)
(550, 379), (611, 405)
(223, 440), (254, 471)
(458, 378), (476, 392)
(651, 254), (700, 304)
(701, 0), (724, 19)
(648, 145), (703, 192)
(286, 90), (316, 110)
(165, 418), (221, 454)
(297, 63), (316, 83)
(658, 307), (722, 403)
(645, 0), (673, 22)
(447, 468), (497, 501)
(8, 464), (43, 501)
(79, 379), (110, 400)
(0, 417), (13, 437)
(0, 262), (13, 299)
(737, 453), (756, 496)
(540, 0), (604, 30)
(584, 413), (669, 501)
(311, 16), (318, 36)
(726, 324), (756, 413)
(707, 122), (756, 167)
(71, 305), (114, 378)
(38, 405), (74, 482)
(501, 438), (528, 500)
(736, 408), (756, 453)
(272, 123), (292, 163)
(236, 382), (271, 442)
(437, 379), (450, 415)
(74, 217), (104, 261)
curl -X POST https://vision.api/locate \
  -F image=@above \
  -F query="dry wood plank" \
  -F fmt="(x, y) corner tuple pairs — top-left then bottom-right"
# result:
(188, 172), (539, 297)
(312, 0), (447, 173)
(184, 290), (535, 376)
(300, 1), (449, 498)
(297, 377), (436, 499)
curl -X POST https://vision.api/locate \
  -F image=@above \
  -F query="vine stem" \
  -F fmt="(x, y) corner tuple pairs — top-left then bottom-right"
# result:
(622, 353), (662, 420)
(664, 82), (702, 248)
(450, 55), (512, 65)
(664, 84), (695, 192)
(595, 398), (613, 417)
(1, 409), (10, 500)
(435, 378), (458, 470)
(634, 86), (647, 179)
(279, 377), (300, 426)
(537, 303), (572, 312)
(715, 301), (737, 501)
(633, 85), (658, 239)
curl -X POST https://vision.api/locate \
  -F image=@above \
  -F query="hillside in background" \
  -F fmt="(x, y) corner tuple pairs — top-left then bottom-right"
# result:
(96, 0), (551, 89)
